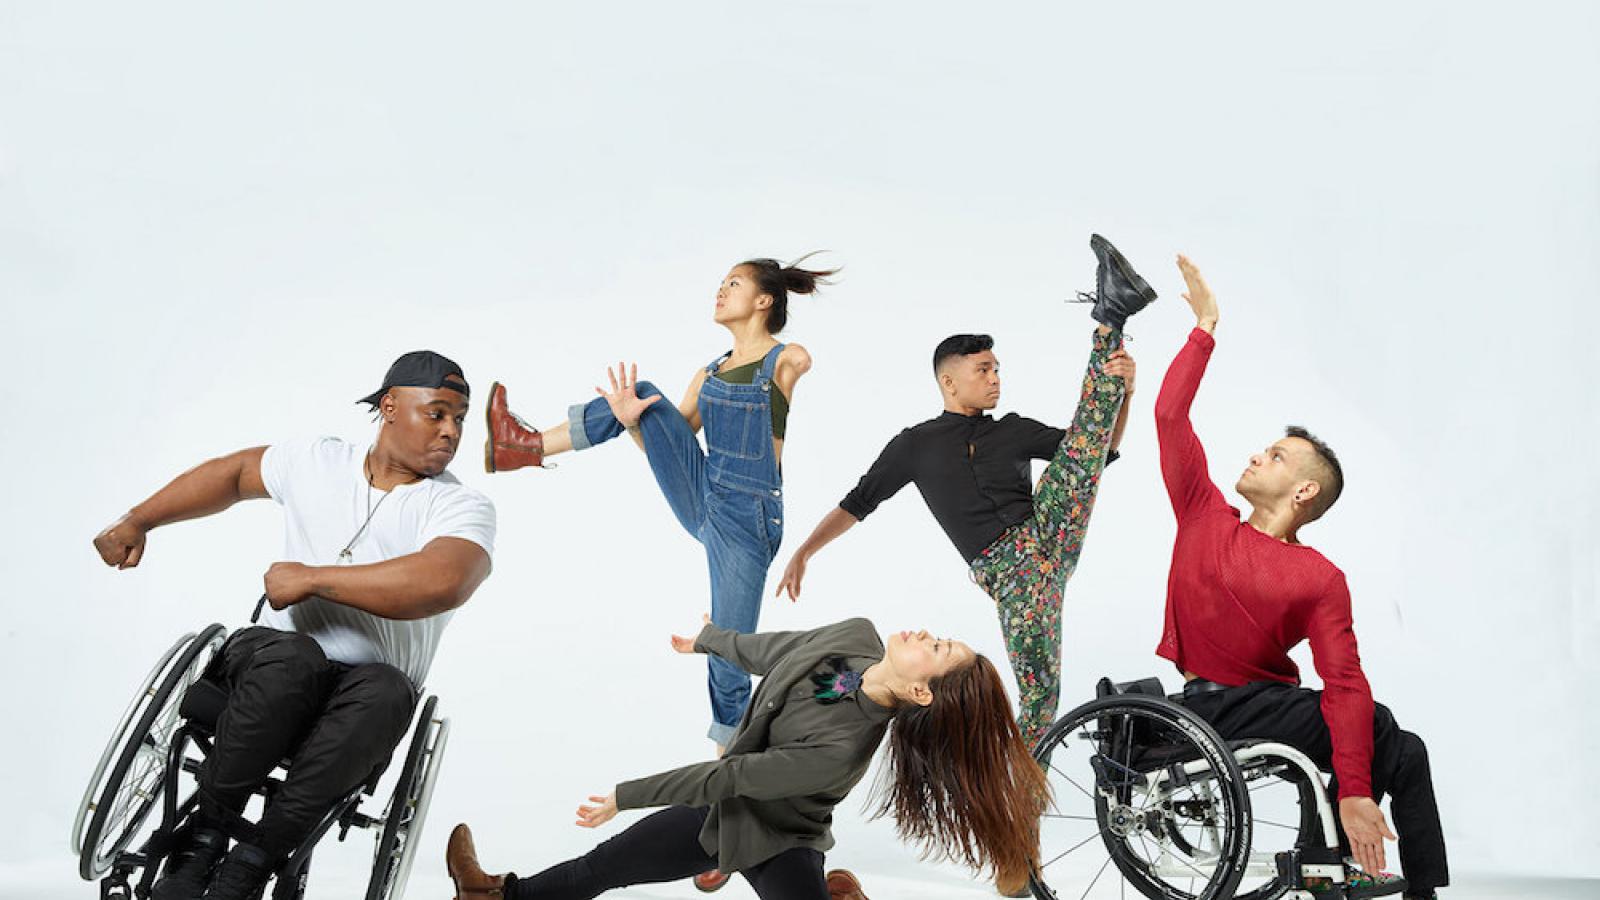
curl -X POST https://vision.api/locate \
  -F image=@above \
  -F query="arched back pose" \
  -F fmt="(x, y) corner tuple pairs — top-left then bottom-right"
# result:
(774, 235), (1154, 750)
(90, 351), (496, 900)
(484, 256), (834, 753)
(444, 618), (1047, 899)
(1154, 256), (1447, 900)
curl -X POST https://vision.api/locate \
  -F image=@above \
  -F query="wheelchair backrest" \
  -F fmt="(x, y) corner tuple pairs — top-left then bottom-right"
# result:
(1096, 675), (1167, 699)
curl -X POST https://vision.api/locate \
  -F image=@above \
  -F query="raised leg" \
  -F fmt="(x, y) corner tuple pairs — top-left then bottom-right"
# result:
(569, 382), (710, 538)
(1030, 327), (1125, 570)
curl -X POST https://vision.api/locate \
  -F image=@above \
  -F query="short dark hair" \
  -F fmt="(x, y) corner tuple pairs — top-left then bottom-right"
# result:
(1284, 425), (1343, 522)
(933, 334), (994, 373)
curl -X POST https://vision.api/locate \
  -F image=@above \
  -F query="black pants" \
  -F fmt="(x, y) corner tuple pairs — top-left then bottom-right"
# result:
(195, 627), (417, 860)
(1183, 681), (1449, 894)
(506, 805), (827, 900)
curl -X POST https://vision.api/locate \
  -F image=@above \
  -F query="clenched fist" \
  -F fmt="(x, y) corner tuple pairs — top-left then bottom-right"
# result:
(263, 561), (316, 610)
(94, 515), (148, 569)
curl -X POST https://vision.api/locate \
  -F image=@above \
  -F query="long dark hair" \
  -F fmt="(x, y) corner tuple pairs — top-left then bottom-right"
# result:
(738, 252), (837, 334)
(871, 654), (1049, 893)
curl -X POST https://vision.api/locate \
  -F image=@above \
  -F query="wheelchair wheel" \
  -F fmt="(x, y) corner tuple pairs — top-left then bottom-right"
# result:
(1028, 694), (1251, 900)
(73, 623), (228, 880)
(364, 695), (450, 900)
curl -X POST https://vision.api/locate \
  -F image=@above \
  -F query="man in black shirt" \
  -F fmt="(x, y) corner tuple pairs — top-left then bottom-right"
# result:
(775, 235), (1156, 748)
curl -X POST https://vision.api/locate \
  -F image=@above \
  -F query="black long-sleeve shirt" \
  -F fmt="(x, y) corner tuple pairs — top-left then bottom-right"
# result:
(839, 411), (1116, 563)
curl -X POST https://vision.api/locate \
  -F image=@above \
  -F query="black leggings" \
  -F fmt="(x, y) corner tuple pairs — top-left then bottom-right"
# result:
(505, 805), (827, 900)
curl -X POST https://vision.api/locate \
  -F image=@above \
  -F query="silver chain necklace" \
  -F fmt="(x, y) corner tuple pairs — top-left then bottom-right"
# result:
(337, 449), (392, 564)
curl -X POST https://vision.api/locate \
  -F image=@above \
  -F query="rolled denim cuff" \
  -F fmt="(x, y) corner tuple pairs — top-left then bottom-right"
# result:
(707, 720), (738, 747)
(568, 402), (595, 451)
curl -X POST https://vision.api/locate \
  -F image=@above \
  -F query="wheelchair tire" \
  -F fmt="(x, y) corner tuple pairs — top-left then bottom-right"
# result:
(364, 694), (449, 900)
(1028, 693), (1251, 900)
(73, 623), (228, 880)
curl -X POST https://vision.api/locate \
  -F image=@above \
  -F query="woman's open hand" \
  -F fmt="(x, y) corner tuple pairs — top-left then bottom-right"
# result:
(670, 614), (712, 653)
(594, 362), (661, 428)
(576, 791), (618, 829)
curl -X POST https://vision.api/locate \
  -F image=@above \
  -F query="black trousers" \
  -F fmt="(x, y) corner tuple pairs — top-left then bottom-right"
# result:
(195, 627), (417, 860)
(1182, 681), (1449, 893)
(506, 805), (828, 900)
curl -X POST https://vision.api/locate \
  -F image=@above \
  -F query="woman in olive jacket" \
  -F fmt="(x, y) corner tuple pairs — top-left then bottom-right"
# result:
(446, 617), (1048, 899)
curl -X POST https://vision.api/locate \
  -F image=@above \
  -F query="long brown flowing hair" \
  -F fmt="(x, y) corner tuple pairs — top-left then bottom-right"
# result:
(870, 654), (1050, 893)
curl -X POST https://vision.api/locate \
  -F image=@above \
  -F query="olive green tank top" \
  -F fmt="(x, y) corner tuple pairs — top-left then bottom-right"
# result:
(713, 359), (790, 439)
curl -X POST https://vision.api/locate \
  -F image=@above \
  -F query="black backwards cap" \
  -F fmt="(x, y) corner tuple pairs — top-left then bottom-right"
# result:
(358, 350), (470, 410)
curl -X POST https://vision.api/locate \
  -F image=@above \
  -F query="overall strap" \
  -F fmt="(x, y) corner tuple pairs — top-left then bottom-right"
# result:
(755, 342), (787, 388)
(706, 350), (734, 374)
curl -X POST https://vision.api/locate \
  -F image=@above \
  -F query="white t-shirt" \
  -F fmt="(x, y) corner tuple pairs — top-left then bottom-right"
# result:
(257, 436), (496, 686)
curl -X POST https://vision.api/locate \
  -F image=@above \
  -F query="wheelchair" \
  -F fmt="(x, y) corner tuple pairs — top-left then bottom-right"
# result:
(1028, 677), (1349, 900)
(71, 619), (451, 900)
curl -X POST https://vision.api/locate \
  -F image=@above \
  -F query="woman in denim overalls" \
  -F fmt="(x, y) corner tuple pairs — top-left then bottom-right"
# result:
(484, 256), (836, 751)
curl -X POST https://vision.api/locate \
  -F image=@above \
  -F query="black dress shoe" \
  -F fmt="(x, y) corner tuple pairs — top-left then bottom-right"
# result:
(201, 843), (273, 900)
(1085, 233), (1158, 331)
(151, 826), (228, 900)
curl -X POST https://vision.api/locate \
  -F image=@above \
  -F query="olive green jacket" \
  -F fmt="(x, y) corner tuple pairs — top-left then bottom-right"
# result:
(614, 618), (894, 873)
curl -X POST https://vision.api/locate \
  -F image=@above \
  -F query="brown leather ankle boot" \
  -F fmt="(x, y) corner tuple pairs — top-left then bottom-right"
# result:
(826, 868), (869, 900)
(446, 823), (506, 897)
(484, 382), (548, 473)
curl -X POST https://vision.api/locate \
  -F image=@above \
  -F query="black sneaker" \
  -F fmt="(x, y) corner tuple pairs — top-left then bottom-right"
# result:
(151, 826), (228, 900)
(201, 843), (274, 900)
(1080, 234), (1158, 331)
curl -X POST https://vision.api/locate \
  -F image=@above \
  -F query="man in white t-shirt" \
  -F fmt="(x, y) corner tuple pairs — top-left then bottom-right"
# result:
(93, 350), (496, 900)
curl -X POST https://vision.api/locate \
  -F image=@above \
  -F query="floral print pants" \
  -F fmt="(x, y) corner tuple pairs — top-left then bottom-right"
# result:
(970, 329), (1125, 750)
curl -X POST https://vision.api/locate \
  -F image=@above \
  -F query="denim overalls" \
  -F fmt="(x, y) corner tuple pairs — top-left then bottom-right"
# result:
(568, 344), (786, 744)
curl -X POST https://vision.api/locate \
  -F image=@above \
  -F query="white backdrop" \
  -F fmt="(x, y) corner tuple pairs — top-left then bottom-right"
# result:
(3, 2), (1597, 896)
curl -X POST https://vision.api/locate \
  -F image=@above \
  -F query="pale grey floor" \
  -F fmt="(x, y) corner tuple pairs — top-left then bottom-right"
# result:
(8, 855), (1596, 900)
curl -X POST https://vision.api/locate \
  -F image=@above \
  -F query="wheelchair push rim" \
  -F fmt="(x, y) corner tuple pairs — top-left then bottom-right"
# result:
(364, 694), (450, 900)
(1028, 694), (1252, 900)
(73, 623), (227, 880)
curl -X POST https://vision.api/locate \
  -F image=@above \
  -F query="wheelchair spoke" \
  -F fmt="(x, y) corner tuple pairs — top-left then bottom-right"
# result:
(1041, 826), (1114, 870)
(1041, 813), (1098, 821)
(1077, 853), (1115, 900)
(1165, 843), (1216, 881)
(1050, 762), (1097, 802)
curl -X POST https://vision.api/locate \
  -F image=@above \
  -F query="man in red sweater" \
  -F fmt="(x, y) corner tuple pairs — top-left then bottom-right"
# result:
(1153, 256), (1447, 900)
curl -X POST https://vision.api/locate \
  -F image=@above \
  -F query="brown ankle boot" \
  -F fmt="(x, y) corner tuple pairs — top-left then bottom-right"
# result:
(484, 382), (548, 473)
(826, 869), (869, 900)
(692, 868), (731, 892)
(446, 823), (506, 897)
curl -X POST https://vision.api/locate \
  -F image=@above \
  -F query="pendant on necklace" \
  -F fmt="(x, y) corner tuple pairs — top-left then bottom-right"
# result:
(337, 549), (353, 564)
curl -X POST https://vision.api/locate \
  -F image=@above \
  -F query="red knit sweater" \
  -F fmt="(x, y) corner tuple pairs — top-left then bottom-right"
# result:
(1154, 328), (1375, 800)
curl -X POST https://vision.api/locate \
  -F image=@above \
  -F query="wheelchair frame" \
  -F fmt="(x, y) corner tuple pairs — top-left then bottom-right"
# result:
(1028, 678), (1350, 900)
(71, 623), (449, 900)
